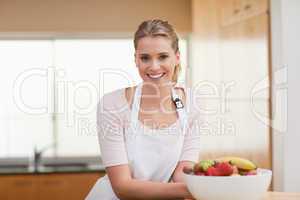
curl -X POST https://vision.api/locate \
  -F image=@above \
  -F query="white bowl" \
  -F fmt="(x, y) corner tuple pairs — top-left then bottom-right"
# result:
(183, 168), (272, 200)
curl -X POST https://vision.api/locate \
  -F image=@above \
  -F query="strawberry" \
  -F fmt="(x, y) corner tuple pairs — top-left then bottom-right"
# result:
(205, 166), (219, 176)
(195, 171), (205, 176)
(214, 162), (234, 176)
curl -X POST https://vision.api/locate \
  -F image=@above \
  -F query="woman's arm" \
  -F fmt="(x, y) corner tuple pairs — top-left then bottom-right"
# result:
(106, 164), (194, 200)
(171, 161), (196, 200)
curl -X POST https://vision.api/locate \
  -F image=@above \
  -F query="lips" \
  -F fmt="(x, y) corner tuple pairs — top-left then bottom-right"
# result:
(147, 73), (165, 79)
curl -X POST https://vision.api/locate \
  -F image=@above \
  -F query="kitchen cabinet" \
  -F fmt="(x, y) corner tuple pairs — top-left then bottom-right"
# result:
(0, 175), (37, 200)
(191, 0), (271, 170)
(240, 0), (268, 20)
(219, 0), (268, 27)
(219, 13), (269, 99)
(217, 1), (270, 168)
(219, 0), (242, 26)
(0, 172), (105, 200)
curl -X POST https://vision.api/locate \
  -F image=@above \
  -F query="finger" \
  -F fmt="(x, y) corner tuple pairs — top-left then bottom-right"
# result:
(183, 166), (193, 174)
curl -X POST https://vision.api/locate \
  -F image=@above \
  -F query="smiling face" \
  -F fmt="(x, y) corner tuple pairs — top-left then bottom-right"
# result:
(135, 36), (180, 86)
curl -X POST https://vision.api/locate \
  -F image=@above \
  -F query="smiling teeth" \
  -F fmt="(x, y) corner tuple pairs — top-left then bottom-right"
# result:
(148, 73), (164, 79)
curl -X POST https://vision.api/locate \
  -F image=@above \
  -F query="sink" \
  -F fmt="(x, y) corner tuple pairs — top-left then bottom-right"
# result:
(0, 164), (29, 173)
(0, 156), (104, 174)
(42, 163), (88, 168)
(38, 163), (89, 172)
(43, 163), (88, 169)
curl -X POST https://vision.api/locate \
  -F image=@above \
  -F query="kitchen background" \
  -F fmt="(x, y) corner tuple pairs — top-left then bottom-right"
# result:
(0, 0), (299, 199)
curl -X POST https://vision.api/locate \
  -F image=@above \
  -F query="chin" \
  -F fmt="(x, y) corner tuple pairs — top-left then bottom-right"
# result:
(144, 79), (173, 87)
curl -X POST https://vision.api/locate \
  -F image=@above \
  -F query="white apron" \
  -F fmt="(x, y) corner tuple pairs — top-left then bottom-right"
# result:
(86, 83), (187, 200)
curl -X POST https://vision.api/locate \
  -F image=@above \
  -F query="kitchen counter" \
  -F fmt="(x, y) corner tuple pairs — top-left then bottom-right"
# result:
(264, 192), (300, 200)
(0, 156), (105, 175)
(0, 165), (106, 175)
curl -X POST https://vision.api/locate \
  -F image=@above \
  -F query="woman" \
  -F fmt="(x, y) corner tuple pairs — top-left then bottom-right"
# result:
(86, 19), (200, 200)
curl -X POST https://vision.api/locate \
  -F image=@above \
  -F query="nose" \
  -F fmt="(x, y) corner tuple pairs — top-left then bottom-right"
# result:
(150, 59), (161, 70)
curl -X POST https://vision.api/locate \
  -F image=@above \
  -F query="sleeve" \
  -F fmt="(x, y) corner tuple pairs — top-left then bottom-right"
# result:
(179, 113), (201, 163)
(97, 97), (129, 167)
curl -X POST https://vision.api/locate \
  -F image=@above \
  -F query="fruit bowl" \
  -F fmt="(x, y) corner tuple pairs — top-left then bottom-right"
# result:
(184, 168), (272, 200)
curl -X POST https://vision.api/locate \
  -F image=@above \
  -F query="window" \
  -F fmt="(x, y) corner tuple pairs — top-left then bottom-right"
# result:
(0, 40), (53, 157)
(0, 39), (188, 158)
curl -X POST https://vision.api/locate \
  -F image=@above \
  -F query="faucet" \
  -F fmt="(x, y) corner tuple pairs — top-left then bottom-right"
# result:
(33, 144), (56, 172)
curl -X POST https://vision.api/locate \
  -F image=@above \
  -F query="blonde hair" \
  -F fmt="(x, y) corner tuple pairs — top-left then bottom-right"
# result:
(134, 19), (181, 82)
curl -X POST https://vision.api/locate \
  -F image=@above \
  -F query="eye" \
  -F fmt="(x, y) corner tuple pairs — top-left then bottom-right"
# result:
(159, 54), (169, 60)
(140, 56), (149, 62)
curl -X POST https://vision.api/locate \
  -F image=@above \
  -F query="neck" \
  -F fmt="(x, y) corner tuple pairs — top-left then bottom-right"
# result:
(141, 81), (175, 106)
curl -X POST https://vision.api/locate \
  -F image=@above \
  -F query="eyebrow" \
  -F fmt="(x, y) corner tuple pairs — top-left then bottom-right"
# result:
(139, 52), (169, 56)
(158, 52), (169, 55)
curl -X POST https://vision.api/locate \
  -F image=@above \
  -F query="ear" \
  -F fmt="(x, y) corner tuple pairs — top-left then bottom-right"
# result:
(175, 51), (180, 65)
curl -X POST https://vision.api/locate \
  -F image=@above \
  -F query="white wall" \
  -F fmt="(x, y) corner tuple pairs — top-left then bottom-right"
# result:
(271, 0), (300, 192)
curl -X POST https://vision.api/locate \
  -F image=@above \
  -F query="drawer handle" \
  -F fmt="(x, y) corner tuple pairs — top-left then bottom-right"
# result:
(244, 4), (252, 10)
(14, 180), (33, 187)
(233, 9), (240, 14)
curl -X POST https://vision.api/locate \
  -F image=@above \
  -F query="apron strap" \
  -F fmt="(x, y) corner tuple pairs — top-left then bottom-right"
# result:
(130, 83), (142, 127)
(171, 88), (187, 133)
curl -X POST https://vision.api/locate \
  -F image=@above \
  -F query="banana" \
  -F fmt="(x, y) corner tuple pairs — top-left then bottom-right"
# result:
(215, 156), (257, 171)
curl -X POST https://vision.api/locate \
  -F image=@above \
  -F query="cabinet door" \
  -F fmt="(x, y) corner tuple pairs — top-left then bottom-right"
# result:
(219, 14), (269, 99)
(217, 14), (270, 169)
(193, 0), (271, 170)
(219, 0), (268, 27)
(36, 173), (104, 200)
(0, 176), (37, 200)
(219, 0), (242, 27)
(36, 174), (67, 200)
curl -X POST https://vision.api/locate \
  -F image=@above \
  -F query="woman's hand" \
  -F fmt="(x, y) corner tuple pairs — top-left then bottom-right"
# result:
(182, 165), (193, 174)
(170, 162), (196, 200)
(171, 161), (194, 182)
